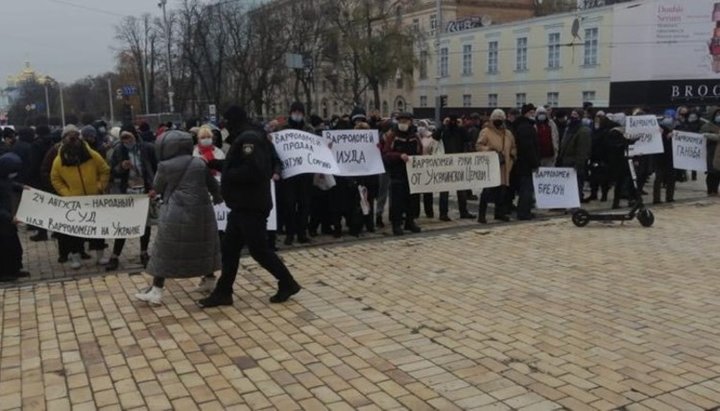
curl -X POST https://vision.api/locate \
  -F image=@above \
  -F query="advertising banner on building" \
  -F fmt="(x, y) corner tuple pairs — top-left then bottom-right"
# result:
(611, 0), (720, 105)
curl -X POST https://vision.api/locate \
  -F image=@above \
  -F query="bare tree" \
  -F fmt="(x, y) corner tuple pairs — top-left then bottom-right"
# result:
(114, 14), (158, 114)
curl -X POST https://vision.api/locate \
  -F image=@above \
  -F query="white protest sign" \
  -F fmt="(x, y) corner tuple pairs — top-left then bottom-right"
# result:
(322, 129), (385, 176)
(532, 167), (581, 209)
(626, 115), (664, 156)
(214, 179), (277, 231)
(271, 129), (340, 178)
(15, 187), (149, 239)
(405, 152), (501, 194)
(672, 131), (707, 172)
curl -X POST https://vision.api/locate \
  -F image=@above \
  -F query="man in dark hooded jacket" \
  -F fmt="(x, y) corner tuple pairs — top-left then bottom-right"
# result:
(199, 106), (301, 307)
(0, 152), (29, 282)
(278, 102), (315, 245)
(6, 128), (33, 185)
(513, 104), (541, 220)
(433, 114), (474, 221)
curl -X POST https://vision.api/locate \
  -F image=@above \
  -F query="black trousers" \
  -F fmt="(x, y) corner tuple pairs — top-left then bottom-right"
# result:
(281, 175), (312, 240)
(0, 226), (22, 277)
(214, 210), (296, 297)
(389, 179), (419, 225)
(516, 176), (534, 219)
(439, 191), (468, 216)
(422, 193), (434, 217)
(478, 186), (508, 219)
(58, 234), (104, 256)
(112, 226), (152, 256)
(653, 166), (676, 202)
(707, 171), (720, 195)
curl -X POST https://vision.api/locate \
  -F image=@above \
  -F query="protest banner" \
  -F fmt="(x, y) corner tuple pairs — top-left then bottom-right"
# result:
(322, 129), (385, 176)
(15, 187), (149, 239)
(271, 129), (340, 178)
(532, 167), (581, 209)
(405, 152), (501, 194)
(672, 131), (707, 172)
(214, 180), (277, 231)
(626, 115), (664, 156)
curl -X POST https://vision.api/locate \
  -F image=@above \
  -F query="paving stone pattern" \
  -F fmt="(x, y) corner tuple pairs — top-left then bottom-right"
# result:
(1, 199), (719, 410)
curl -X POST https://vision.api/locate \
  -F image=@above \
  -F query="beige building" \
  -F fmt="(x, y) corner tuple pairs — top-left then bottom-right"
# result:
(264, 0), (536, 119)
(413, 4), (615, 117)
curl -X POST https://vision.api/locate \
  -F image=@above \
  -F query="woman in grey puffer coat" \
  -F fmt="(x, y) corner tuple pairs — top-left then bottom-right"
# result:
(135, 130), (223, 305)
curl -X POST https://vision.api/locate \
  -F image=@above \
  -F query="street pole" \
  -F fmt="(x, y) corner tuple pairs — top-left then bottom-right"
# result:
(59, 85), (66, 127)
(107, 78), (115, 125)
(160, 0), (175, 114)
(434, 0), (442, 125)
(44, 84), (50, 119)
(142, 56), (150, 115)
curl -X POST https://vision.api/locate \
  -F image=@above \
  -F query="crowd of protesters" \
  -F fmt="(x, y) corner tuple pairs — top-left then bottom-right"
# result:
(1, 102), (718, 301)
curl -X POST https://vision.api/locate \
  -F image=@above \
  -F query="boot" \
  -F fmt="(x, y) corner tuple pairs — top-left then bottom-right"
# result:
(197, 293), (233, 308)
(298, 235), (311, 244)
(96, 250), (110, 265)
(105, 257), (119, 272)
(284, 235), (294, 246)
(69, 253), (82, 270)
(439, 215), (451, 222)
(404, 220), (421, 233)
(30, 231), (48, 242)
(392, 224), (404, 236)
(270, 280), (302, 304)
(135, 286), (163, 305)
(375, 215), (385, 229)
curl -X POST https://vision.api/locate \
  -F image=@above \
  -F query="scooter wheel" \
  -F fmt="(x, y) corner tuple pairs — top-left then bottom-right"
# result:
(572, 209), (591, 227)
(638, 209), (654, 227)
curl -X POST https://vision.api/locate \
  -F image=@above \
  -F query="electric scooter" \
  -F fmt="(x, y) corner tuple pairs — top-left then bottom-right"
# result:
(572, 143), (655, 228)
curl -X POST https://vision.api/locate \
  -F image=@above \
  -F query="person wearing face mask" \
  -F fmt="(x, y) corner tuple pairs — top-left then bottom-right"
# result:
(653, 109), (678, 204)
(105, 127), (158, 271)
(512, 104), (541, 220)
(535, 107), (559, 167)
(476, 109), (516, 223)
(278, 102), (315, 245)
(381, 112), (422, 236)
(553, 110), (569, 146)
(432, 114), (475, 221)
(699, 108), (720, 196)
(556, 109), (592, 203)
(51, 125), (111, 270)
(585, 115), (615, 203)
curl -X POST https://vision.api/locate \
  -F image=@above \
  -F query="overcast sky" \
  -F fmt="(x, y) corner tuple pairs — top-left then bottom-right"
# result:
(0, 0), (174, 85)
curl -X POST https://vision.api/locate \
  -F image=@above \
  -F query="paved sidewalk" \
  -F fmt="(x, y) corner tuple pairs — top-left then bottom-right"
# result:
(12, 178), (710, 284)
(1, 200), (719, 410)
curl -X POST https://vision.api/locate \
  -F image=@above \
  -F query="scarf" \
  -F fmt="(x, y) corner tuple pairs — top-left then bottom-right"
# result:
(60, 142), (91, 167)
(198, 145), (218, 176)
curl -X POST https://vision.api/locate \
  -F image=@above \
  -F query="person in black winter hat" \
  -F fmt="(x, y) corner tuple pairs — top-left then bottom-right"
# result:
(199, 106), (301, 307)
(278, 102), (315, 245)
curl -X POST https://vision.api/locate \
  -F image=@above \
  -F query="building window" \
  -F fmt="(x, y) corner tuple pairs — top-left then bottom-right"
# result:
(412, 18), (420, 33)
(516, 93), (526, 108)
(547, 92), (559, 107)
(420, 96), (428, 107)
(516, 37), (528, 71)
(462, 44), (473, 76)
(463, 94), (472, 107)
(582, 90), (596, 103)
(429, 14), (437, 35)
(584, 28), (599, 66)
(440, 47), (449, 78)
(488, 41), (498, 74)
(548, 33), (561, 69)
(488, 94), (498, 108)
(419, 50), (428, 80)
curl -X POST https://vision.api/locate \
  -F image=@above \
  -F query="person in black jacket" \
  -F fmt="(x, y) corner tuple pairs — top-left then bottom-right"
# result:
(513, 104), (541, 220)
(27, 125), (54, 241)
(199, 106), (300, 308)
(433, 114), (475, 221)
(0, 152), (29, 282)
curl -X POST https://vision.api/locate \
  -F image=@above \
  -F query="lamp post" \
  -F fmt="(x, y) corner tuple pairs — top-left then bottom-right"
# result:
(158, 0), (175, 113)
(434, 0), (442, 125)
